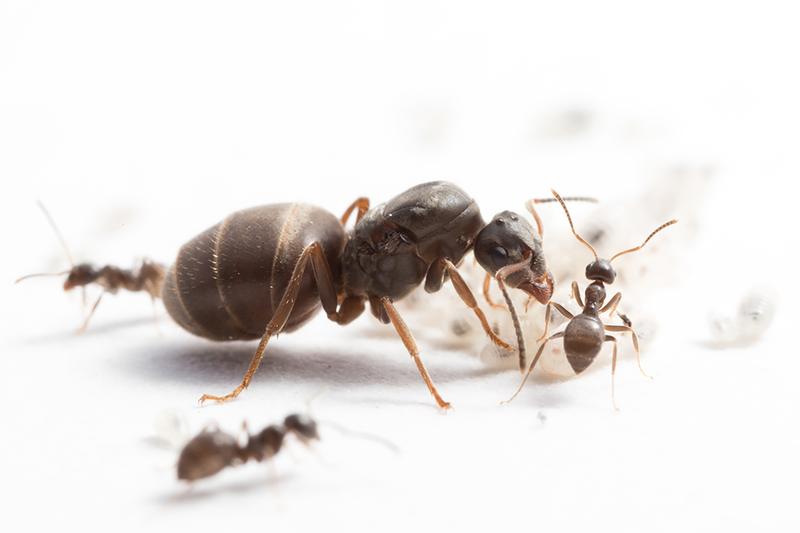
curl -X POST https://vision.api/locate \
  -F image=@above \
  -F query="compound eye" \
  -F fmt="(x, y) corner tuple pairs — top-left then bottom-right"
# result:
(489, 246), (508, 265)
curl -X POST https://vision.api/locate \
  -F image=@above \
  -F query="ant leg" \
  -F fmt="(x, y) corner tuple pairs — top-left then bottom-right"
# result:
(604, 335), (620, 411)
(442, 260), (512, 350)
(482, 272), (506, 309)
(502, 331), (565, 404)
(382, 297), (451, 410)
(571, 281), (584, 307)
(537, 301), (573, 341)
(600, 292), (621, 317)
(199, 242), (340, 405)
(604, 324), (651, 379)
(339, 197), (370, 226)
(77, 291), (106, 333)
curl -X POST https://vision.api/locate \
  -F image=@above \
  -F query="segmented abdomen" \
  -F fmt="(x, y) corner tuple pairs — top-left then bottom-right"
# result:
(162, 203), (345, 341)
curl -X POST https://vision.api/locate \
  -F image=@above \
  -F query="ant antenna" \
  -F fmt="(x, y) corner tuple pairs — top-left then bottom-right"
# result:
(17, 201), (87, 307)
(37, 200), (75, 267)
(14, 270), (70, 284)
(525, 196), (597, 238)
(551, 189), (599, 260)
(609, 219), (678, 263)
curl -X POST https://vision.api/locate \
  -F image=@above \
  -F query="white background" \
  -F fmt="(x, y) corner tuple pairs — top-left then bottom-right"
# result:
(1, 1), (796, 532)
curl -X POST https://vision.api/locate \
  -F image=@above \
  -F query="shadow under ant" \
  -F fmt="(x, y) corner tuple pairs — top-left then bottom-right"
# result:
(13, 315), (159, 346)
(154, 470), (296, 505)
(116, 337), (501, 392)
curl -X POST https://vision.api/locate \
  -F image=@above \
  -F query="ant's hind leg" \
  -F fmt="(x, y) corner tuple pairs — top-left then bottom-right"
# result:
(502, 331), (565, 404)
(604, 335), (620, 411)
(381, 297), (451, 410)
(604, 324), (651, 379)
(199, 242), (339, 405)
(442, 260), (512, 350)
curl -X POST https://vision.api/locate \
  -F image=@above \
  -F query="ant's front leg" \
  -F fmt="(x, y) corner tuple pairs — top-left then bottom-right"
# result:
(481, 272), (506, 310)
(339, 197), (370, 227)
(433, 259), (513, 351)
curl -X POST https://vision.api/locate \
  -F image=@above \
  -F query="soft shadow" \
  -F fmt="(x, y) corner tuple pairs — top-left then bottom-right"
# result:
(117, 338), (500, 389)
(155, 471), (294, 505)
(13, 315), (158, 346)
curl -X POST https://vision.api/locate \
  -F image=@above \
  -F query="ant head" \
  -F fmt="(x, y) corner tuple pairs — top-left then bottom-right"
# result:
(585, 259), (616, 284)
(284, 413), (320, 442)
(63, 263), (97, 291)
(474, 211), (553, 304)
(550, 189), (678, 284)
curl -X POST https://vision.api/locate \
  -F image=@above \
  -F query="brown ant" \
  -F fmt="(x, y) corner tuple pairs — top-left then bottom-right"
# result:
(505, 190), (677, 409)
(14, 202), (165, 332)
(177, 413), (319, 482)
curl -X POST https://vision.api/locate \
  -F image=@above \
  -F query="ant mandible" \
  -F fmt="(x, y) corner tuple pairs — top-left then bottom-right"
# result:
(505, 190), (677, 409)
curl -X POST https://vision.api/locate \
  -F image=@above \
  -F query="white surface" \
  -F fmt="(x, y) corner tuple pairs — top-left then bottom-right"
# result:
(1, 2), (797, 532)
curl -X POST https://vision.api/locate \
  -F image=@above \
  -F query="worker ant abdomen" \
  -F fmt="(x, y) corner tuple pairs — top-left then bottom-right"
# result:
(564, 315), (604, 373)
(177, 429), (240, 481)
(162, 203), (346, 341)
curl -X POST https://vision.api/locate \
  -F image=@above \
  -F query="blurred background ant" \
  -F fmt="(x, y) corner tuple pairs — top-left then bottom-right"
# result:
(14, 201), (165, 332)
(177, 413), (319, 482)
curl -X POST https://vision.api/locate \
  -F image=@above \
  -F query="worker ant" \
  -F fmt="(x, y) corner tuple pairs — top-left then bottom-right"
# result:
(15, 202), (165, 332)
(177, 413), (319, 482)
(505, 190), (677, 409)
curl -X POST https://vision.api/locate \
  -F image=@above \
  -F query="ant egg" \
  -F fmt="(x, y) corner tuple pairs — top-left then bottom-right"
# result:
(737, 290), (776, 340)
(708, 287), (776, 345)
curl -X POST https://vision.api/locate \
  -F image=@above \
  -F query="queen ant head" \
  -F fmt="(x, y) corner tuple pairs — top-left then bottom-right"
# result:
(473, 210), (553, 304)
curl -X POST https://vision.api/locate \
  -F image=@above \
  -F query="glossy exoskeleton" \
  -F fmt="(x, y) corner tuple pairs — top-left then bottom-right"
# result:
(162, 181), (559, 409)
(506, 190), (677, 409)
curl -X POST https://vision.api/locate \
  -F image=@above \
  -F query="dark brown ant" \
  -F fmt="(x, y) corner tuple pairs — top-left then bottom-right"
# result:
(505, 190), (677, 409)
(162, 181), (580, 409)
(15, 202), (165, 332)
(177, 413), (319, 482)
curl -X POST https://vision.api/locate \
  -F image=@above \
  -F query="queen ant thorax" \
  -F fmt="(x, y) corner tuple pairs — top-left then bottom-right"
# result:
(505, 190), (677, 409)
(14, 202), (165, 332)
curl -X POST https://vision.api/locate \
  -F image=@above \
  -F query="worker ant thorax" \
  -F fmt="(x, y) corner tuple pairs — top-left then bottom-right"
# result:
(63, 261), (165, 298)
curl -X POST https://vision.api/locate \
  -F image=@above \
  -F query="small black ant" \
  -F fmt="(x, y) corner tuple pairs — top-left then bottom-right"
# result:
(177, 413), (319, 482)
(15, 202), (165, 332)
(505, 190), (677, 409)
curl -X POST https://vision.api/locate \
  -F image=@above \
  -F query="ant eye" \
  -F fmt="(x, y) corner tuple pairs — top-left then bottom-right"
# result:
(489, 246), (508, 263)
